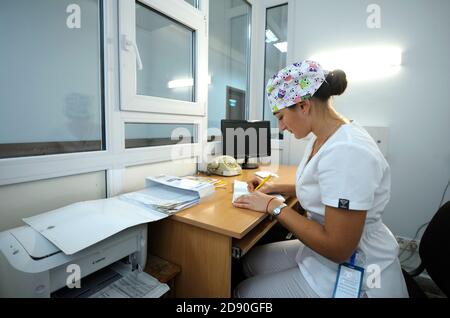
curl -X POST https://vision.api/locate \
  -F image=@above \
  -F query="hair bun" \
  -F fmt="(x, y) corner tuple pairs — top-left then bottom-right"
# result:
(327, 69), (347, 96)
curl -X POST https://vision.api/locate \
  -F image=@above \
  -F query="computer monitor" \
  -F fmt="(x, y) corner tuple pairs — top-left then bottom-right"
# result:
(221, 119), (271, 169)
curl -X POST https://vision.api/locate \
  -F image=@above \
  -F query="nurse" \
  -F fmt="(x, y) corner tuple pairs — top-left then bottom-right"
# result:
(233, 60), (408, 298)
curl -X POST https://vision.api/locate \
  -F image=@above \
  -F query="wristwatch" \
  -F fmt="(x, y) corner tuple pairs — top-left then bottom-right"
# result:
(271, 203), (287, 217)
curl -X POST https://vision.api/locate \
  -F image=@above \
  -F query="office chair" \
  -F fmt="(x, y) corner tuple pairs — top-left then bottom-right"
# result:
(402, 201), (450, 298)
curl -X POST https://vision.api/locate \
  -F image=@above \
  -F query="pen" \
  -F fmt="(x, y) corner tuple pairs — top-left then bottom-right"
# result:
(255, 175), (272, 191)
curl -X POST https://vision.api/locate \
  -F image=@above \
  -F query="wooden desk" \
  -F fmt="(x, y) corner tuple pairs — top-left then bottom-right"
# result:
(147, 165), (298, 298)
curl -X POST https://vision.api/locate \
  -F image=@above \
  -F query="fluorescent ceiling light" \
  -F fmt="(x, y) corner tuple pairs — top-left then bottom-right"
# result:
(310, 46), (402, 81)
(274, 42), (288, 53)
(265, 29), (278, 43)
(167, 78), (194, 89)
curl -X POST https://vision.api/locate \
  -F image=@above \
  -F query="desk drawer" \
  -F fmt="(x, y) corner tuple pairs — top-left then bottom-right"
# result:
(231, 217), (277, 259)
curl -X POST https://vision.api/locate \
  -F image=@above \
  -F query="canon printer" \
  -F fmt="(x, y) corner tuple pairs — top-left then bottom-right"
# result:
(0, 224), (147, 298)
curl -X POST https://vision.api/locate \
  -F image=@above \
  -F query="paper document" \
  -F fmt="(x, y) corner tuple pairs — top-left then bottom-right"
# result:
(147, 175), (215, 198)
(121, 175), (215, 215)
(255, 171), (279, 179)
(23, 197), (167, 255)
(120, 185), (199, 215)
(90, 262), (169, 298)
(232, 180), (285, 203)
(232, 181), (250, 203)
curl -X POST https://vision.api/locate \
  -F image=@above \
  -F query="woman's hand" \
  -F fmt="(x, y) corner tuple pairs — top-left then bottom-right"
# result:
(247, 176), (274, 193)
(233, 191), (281, 213)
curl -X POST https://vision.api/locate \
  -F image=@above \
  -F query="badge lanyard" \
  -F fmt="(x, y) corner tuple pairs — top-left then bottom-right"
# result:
(332, 252), (365, 298)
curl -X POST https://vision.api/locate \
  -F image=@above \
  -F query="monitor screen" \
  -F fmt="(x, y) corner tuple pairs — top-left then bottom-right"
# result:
(221, 120), (271, 160)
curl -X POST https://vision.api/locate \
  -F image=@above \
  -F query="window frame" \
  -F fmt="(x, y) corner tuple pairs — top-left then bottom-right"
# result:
(0, 0), (106, 160)
(248, 0), (295, 141)
(119, 0), (208, 116)
(0, 0), (207, 191)
(0, 0), (109, 186)
(206, 0), (252, 140)
(121, 112), (203, 166)
(124, 122), (198, 149)
(185, 0), (201, 10)
(245, 0), (295, 164)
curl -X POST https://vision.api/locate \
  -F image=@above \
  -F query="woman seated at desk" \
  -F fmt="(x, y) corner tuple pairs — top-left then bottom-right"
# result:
(232, 60), (408, 298)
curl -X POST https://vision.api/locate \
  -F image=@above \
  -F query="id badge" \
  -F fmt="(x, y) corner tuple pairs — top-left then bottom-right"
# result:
(332, 263), (364, 298)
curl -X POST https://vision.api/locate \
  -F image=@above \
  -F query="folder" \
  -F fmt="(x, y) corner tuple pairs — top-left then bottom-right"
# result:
(121, 175), (215, 215)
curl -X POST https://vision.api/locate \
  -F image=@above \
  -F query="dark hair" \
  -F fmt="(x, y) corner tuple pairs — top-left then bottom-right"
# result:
(313, 69), (348, 102)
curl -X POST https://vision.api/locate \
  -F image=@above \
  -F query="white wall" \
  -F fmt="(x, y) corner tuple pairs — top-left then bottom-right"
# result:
(0, 171), (106, 232)
(290, 0), (450, 237)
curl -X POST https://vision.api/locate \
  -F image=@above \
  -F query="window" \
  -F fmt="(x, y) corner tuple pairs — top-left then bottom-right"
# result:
(125, 123), (197, 148)
(0, 0), (207, 188)
(0, 0), (104, 159)
(208, 0), (251, 137)
(263, 4), (288, 138)
(119, 0), (207, 116)
(136, 3), (195, 102)
(184, 0), (200, 9)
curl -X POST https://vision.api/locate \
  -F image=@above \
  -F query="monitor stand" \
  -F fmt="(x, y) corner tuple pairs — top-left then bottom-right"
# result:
(241, 156), (259, 169)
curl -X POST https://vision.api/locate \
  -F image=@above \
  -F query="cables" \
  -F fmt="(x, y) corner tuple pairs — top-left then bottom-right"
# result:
(438, 177), (450, 208)
(398, 176), (450, 260)
(398, 222), (428, 259)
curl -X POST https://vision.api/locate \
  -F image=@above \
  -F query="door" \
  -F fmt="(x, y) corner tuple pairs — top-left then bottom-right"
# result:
(226, 86), (246, 120)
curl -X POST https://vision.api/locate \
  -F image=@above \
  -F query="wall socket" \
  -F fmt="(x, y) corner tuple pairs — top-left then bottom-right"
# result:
(396, 236), (419, 252)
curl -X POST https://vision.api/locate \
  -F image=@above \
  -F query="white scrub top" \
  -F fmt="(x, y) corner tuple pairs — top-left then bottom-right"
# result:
(295, 122), (408, 298)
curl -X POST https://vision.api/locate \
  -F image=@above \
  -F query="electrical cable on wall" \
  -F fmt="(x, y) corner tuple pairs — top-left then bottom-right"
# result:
(399, 177), (450, 260)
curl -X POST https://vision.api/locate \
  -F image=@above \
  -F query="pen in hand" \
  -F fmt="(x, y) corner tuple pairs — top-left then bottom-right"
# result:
(254, 175), (272, 191)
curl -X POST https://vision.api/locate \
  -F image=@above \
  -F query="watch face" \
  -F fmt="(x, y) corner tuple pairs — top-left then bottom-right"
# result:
(273, 203), (287, 216)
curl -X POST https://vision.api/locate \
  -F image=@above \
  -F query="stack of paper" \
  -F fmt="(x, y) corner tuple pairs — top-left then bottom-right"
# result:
(120, 175), (216, 215)
(90, 262), (169, 298)
(147, 175), (215, 198)
(121, 187), (199, 216)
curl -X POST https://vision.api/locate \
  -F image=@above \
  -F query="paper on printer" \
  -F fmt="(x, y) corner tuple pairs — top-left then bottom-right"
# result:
(22, 196), (167, 255)
(90, 262), (169, 298)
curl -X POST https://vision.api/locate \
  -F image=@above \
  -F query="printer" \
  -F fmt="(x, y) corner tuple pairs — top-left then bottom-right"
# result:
(0, 223), (147, 298)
